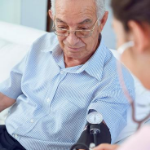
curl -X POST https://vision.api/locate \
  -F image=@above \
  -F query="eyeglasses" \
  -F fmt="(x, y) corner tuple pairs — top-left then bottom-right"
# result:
(52, 19), (99, 38)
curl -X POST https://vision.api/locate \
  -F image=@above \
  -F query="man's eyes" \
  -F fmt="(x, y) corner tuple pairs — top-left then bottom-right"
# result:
(57, 26), (68, 29)
(79, 27), (89, 30)
(56, 25), (89, 30)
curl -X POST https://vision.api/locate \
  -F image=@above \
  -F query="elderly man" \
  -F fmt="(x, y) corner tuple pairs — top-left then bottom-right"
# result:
(0, 0), (134, 149)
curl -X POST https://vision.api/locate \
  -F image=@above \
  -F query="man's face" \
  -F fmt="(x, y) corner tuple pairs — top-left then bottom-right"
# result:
(51, 0), (106, 66)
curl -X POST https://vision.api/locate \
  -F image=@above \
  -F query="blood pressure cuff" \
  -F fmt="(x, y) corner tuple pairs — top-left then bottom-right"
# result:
(70, 122), (111, 150)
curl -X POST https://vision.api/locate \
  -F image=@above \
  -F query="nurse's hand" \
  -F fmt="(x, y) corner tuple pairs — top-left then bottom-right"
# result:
(93, 144), (119, 150)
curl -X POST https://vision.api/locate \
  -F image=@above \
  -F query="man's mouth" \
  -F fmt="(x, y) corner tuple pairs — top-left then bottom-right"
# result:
(67, 46), (82, 51)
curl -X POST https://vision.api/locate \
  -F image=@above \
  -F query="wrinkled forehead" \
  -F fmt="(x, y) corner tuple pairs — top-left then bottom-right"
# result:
(55, 0), (97, 23)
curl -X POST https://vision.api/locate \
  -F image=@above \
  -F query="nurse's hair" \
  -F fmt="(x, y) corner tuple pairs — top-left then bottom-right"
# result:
(50, 0), (105, 21)
(111, 0), (150, 31)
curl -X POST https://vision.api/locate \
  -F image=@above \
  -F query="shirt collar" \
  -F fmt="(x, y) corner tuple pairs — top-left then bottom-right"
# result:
(41, 42), (59, 53)
(84, 37), (107, 81)
(41, 33), (59, 53)
(41, 34), (107, 81)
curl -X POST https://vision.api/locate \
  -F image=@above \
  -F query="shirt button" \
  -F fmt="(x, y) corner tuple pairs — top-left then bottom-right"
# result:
(47, 98), (50, 102)
(30, 119), (34, 123)
(14, 134), (18, 138)
(60, 70), (64, 74)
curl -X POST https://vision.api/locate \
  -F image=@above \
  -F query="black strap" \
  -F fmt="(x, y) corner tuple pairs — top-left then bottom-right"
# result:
(70, 122), (111, 150)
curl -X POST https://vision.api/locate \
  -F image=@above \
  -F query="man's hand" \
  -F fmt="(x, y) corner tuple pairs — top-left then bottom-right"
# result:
(93, 144), (119, 150)
(0, 92), (15, 112)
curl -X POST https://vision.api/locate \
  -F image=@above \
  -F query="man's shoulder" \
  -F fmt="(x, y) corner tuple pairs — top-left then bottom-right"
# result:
(99, 46), (134, 91)
(88, 40), (117, 81)
(31, 32), (58, 51)
(100, 46), (117, 76)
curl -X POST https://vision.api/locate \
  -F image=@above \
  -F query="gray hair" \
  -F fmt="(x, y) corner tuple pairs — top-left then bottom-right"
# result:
(50, 0), (105, 21)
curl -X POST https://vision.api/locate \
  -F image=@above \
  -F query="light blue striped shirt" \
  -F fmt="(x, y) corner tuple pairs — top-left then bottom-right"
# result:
(0, 33), (134, 150)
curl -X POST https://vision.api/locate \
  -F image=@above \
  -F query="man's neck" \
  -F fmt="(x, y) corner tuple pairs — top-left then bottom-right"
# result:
(64, 35), (101, 68)
(64, 56), (89, 68)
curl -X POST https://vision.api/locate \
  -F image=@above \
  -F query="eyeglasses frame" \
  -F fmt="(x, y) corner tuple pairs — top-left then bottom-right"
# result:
(52, 18), (100, 38)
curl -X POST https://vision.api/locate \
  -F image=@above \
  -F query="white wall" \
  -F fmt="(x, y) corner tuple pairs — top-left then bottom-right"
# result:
(21, 0), (47, 31)
(0, 0), (116, 47)
(0, 0), (21, 24)
(102, 0), (116, 49)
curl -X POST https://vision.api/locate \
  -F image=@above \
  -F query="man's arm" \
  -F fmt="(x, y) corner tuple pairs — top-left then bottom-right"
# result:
(93, 144), (119, 150)
(78, 144), (118, 150)
(0, 92), (15, 112)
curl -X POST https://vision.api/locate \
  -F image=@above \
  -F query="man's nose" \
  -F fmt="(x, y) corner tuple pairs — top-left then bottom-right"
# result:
(66, 31), (80, 45)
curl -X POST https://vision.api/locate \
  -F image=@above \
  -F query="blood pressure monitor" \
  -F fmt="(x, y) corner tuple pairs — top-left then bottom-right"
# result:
(86, 111), (103, 124)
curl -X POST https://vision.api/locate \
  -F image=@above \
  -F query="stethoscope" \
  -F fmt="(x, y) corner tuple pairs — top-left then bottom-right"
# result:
(117, 41), (150, 130)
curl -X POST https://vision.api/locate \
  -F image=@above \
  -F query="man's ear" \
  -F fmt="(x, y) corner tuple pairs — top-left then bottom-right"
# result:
(98, 11), (108, 32)
(48, 9), (54, 21)
(128, 21), (150, 53)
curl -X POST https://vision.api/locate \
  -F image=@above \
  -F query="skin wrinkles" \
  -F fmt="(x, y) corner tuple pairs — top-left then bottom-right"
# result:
(55, 18), (93, 27)
(55, 0), (97, 28)
(55, 11), (96, 28)
(55, 0), (96, 19)
(49, 0), (107, 67)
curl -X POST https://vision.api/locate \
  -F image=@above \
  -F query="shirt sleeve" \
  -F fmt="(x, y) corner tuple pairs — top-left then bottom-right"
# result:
(88, 89), (134, 144)
(0, 55), (28, 99)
